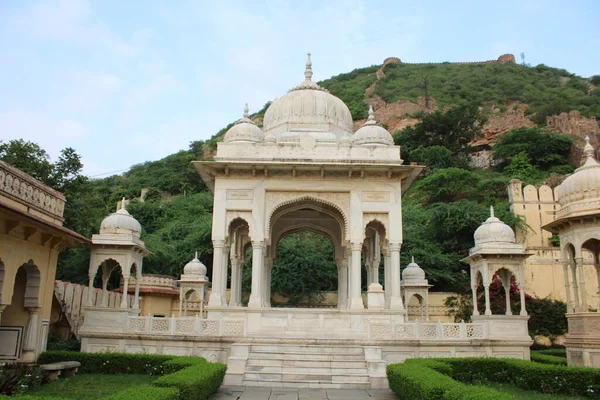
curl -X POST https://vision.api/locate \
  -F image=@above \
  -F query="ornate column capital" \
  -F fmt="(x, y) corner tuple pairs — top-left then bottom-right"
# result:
(388, 243), (401, 252)
(350, 242), (363, 252)
(26, 306), (41, 315)
(212, 239), (225, 248)
(251, 241), (265, 250)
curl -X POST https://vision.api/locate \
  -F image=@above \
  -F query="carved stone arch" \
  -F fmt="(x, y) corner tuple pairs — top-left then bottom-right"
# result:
(274, 223), (341, 259)
(561, 242), (577, 260)
(266, 194), (349, 241)
(226, 211), (255, 240)
(407, 293), (424, 306)
(20, 260), (41, 308)
(579, 235), (600, 253)
(493, 267), (516, 286)
(363, 214), (388, 246)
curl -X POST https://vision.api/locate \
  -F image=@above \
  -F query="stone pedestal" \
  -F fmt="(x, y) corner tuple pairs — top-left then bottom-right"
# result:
(367, 283), (385, 310)
(565, 313), (600, 367)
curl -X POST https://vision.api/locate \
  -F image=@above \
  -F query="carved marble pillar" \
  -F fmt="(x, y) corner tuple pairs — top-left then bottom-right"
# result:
(562, 260), (573, 313)
(384, 250), (391, 308)
(221, 246), (230, 306)
(571, 261), (580, 312)
(337, 258), (348, 309)
(484, 284), (492, 316)
(229, 258), (242, 307)
(596, 263), (600, 310)
(0, 304), (6, 324)
(87, 274), (95, 306)
(576, 257), (587, 311)
(388, 243), (404, 310)
(502, 282), (512, 316)
(133, 266), (141, 309)
(23, 307), (41, 351)
(208, 240), (225, 307)
(348, 242), (364, 310)
(248, 241), (264, 308)
(101, 266), (110, 307)
(263, 257), (272, 308)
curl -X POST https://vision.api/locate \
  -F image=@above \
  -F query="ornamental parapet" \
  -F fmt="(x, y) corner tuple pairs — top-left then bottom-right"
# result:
(0, 160), (66, 224)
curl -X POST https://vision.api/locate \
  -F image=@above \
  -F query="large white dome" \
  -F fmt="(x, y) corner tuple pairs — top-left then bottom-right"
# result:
(556, 136), (600, 215)
(99, 202), (142, 238)
(262, 54), (353, 140)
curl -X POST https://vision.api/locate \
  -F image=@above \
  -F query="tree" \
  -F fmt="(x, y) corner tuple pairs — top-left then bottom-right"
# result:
(492, 127), (573, 170)
(394, 104), (487, 159)
(0, 139), (53, 182)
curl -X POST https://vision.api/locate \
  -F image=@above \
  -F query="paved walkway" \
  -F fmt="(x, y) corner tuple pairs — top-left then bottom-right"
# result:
(209, 386), (398, 400)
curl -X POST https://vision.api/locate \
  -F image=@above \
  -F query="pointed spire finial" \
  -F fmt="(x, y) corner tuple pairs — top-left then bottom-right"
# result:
(368, 105), (375, 121)
(121, 197), (126, 210)
(304, 52), (313, 81)
(243, 103), (249, 118)
(490, 205), (495, 218)
(194, 251), (198, 260)
(411, 255), (415, 264)
(584, 135), (595, 159)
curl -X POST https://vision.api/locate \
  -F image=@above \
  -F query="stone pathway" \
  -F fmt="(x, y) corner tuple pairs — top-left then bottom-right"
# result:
(209, 386), (398, 400)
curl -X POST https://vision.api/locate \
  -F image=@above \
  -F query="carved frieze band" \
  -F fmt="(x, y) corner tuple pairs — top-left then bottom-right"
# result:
(0, 162), (65, 221)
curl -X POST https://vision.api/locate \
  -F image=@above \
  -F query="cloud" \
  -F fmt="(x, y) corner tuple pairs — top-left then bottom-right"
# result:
(0, 110), (89, 159)
(11, 0), (137, 56)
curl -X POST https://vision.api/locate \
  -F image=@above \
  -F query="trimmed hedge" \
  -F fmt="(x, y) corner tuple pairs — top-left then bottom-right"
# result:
(38, 351), (172, 375)
(386, 359), (512, 400)
(536, 348), (567, 357)
(444, 358), (600, 398)
(36, 351), (226, 400)
(154, 358), (226, 400)
(530, 352), (568, 366)
(102, 385), (179, 400)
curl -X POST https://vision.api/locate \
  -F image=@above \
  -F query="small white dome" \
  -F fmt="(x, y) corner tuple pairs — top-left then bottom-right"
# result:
(402, 257), (429, 286)
(262, 54), (353, 140)
(223, 104), (265, 144)
(183, 252), (207, 278)
(473, 207), (515, 245)
(352, 106), (394, 146)
(99, 202), (142, 238)
(556, 136), (600, 213)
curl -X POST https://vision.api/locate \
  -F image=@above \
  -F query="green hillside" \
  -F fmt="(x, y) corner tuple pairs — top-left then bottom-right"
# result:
(5, 59), (593, 306)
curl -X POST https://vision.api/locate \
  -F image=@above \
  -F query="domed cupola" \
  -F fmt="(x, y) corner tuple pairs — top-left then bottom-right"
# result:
(182, 252), (208, 281)
(262, 53), (353, 140)
(223, 104), (265, 144)
(473, 206), (516, 246)
(401, 256), (428, 285)
(556, 136), (600, 218)
(352, 105), (394, 146)
(99, 199), (142, 238)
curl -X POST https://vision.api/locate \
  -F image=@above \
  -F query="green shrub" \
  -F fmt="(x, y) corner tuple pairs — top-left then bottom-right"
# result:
(0, 364), (43, 396)
(444, 358), (600, 398)
(102, 385), (179, 400)
(530, 352), (568, 366)
(11, 397), (70, 400)
(537, 348), (567, 357)
(153, 361), (226, 400)
(386, 359), (511, 400)
(38, 351), (172, 375)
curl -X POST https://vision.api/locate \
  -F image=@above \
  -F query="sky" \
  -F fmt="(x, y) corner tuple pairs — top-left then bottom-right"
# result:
(1, 0), (599, 177)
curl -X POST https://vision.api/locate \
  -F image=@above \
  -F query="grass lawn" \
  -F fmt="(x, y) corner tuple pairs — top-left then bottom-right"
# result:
(25, 374), (156, 399)
(482, 382), (588, 400)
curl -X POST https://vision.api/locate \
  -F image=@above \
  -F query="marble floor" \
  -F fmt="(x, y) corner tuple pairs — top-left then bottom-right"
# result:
(208, 386), (398, 400)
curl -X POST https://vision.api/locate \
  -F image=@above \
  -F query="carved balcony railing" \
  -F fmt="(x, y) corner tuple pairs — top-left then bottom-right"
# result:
(0, 160), (66, 224)
(369, 321), (486, 340)
(127, 316), (245, 337)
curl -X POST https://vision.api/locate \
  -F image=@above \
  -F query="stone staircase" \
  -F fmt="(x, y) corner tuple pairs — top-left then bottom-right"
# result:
(225, 343), (388, 389)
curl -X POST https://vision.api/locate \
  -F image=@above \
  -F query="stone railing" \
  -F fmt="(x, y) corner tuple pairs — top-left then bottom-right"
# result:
(127, 316), (245, 337)
(0, 161), (66, 223)
(128, 274), (177, 290)
(370, 321), (486, 340)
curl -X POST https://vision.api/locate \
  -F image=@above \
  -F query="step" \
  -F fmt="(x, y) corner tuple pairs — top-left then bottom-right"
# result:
(250, 345), (364, 355)
(248, 351), (364, 361)
(246, 358), (367, 369)
(246, 365), (368, 374)
(242, 378), (371, 389)
(244, 371), (370, 382)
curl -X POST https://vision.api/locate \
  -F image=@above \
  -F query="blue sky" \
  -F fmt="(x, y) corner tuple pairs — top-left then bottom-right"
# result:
(1, 0), (599, 177)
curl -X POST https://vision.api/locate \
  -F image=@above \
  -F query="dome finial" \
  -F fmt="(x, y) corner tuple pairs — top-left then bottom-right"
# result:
(584, 135), (594, 159)
(304, 53), (313, 81)
(194, 251), (198, 260)
(411, 255), (415, 264)
(490, 205), (494, 218)
(243, 103), (249, 118)
(368, 105), (375, 122)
